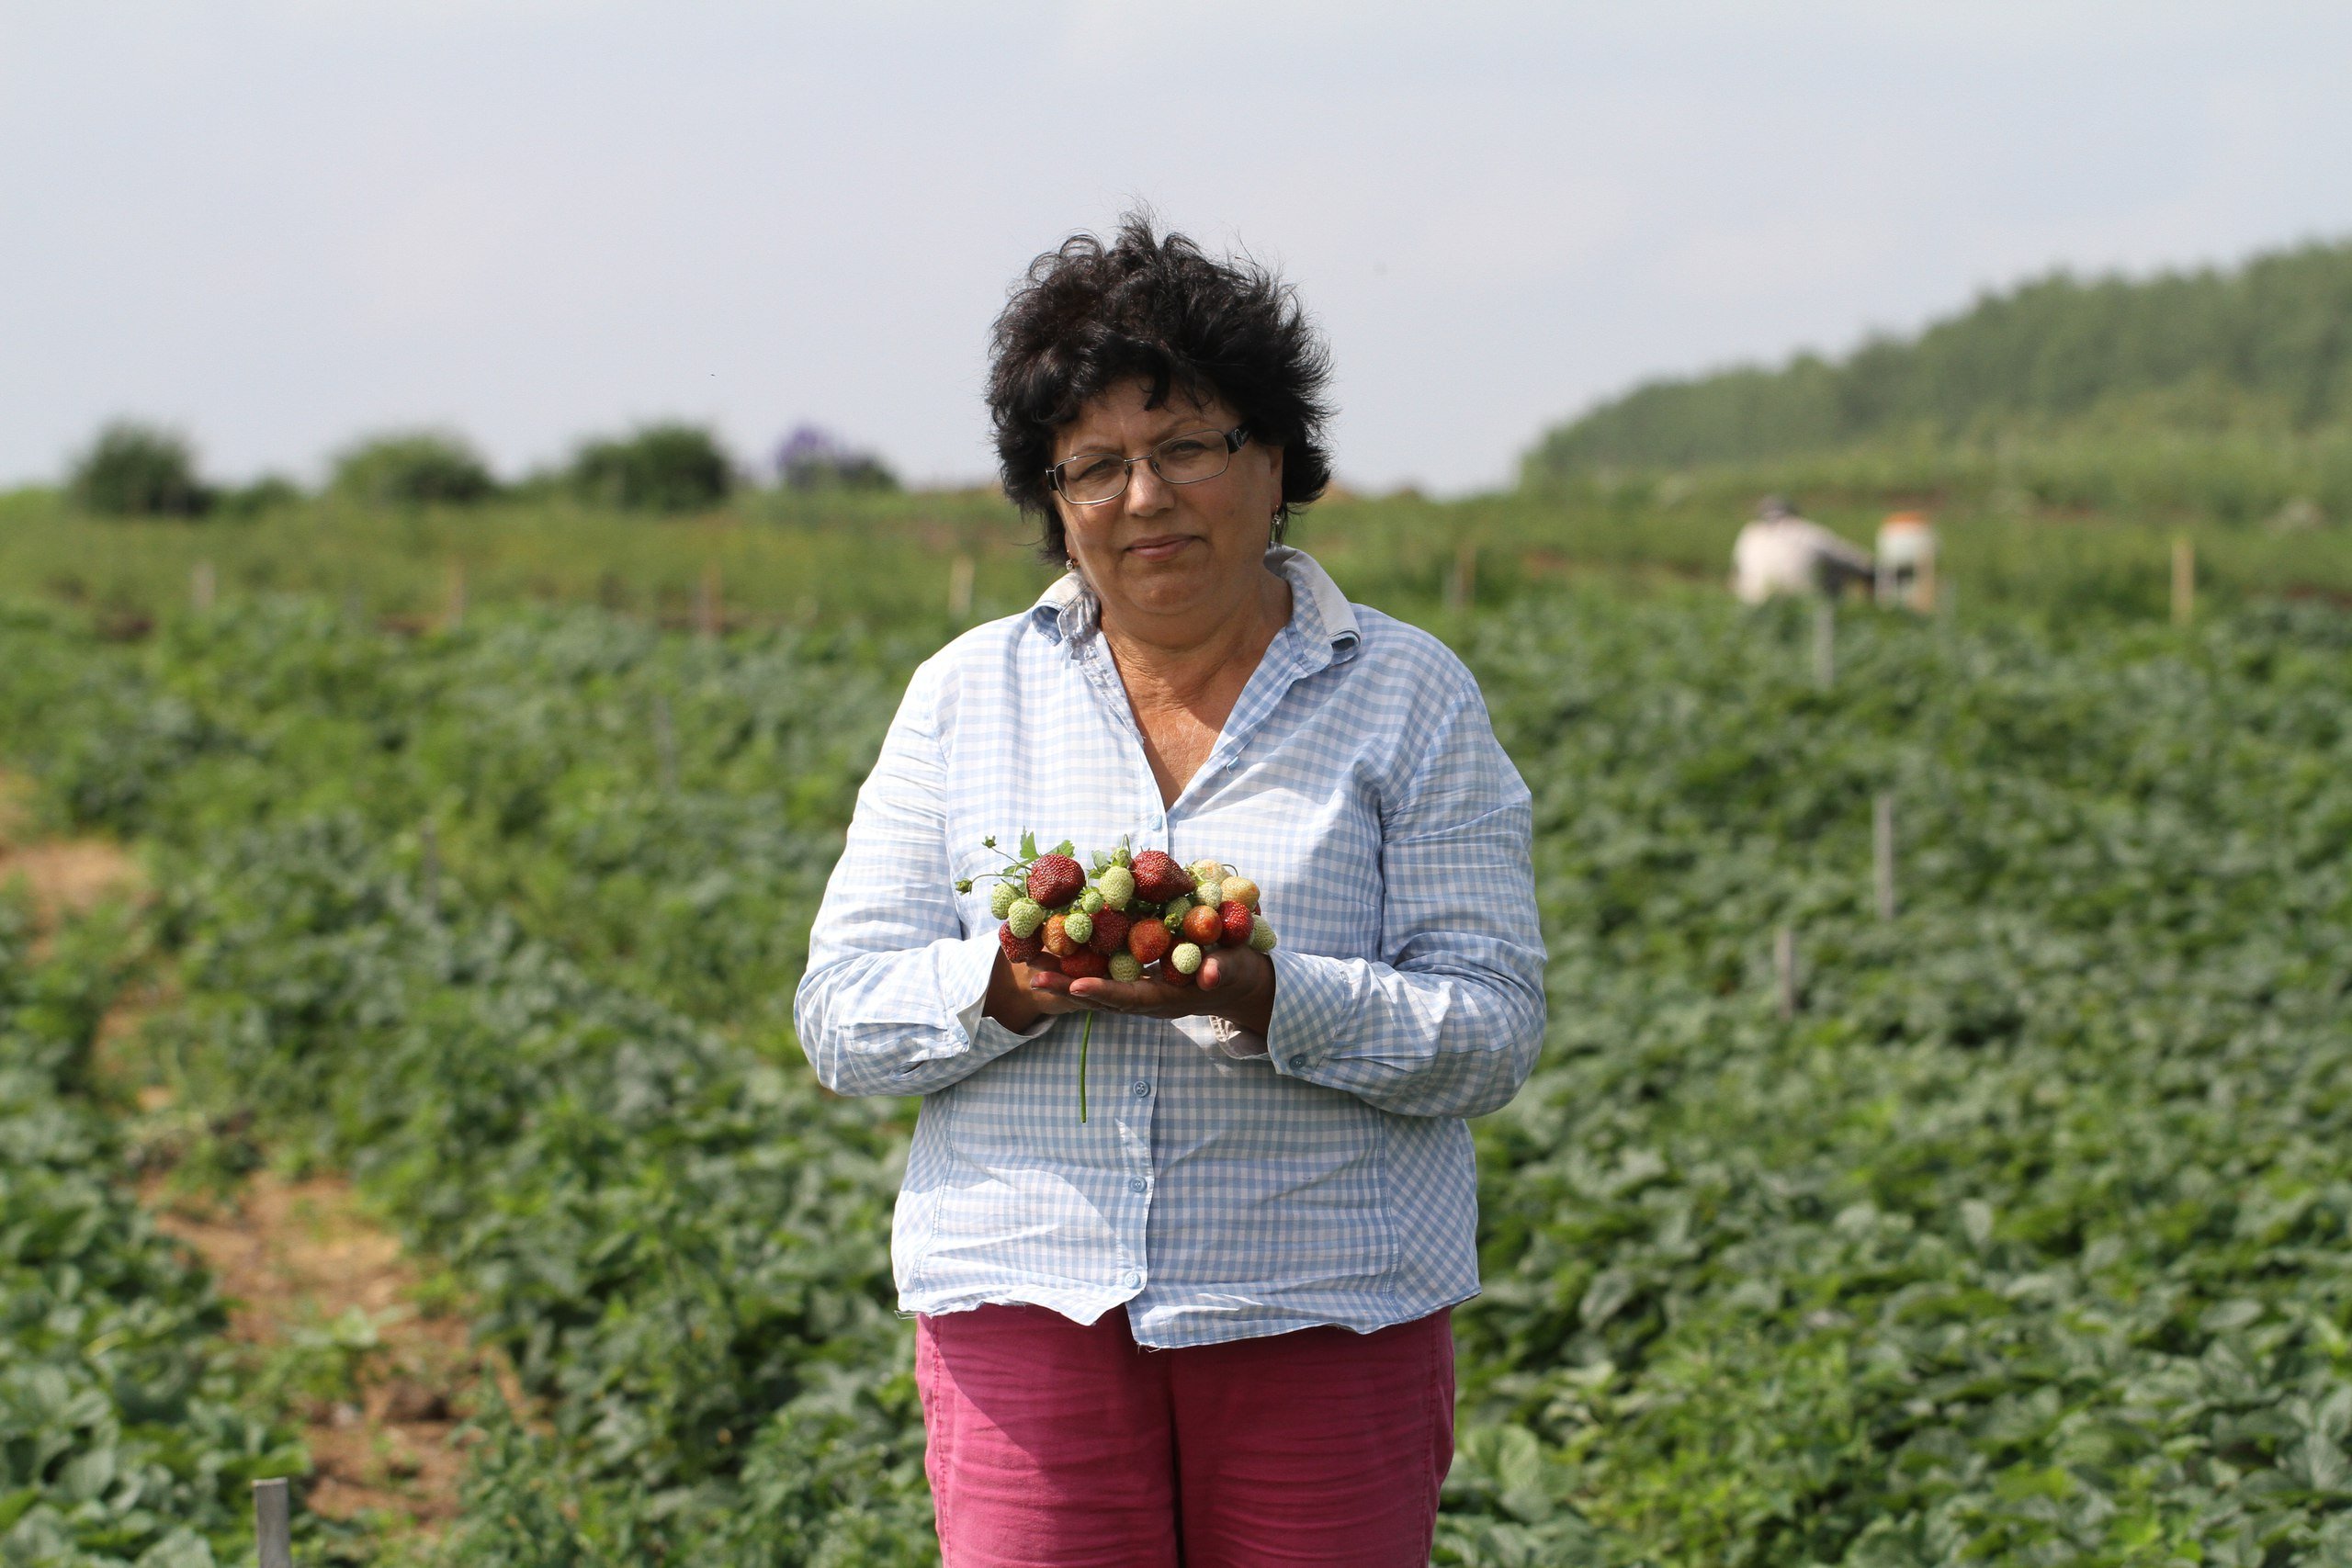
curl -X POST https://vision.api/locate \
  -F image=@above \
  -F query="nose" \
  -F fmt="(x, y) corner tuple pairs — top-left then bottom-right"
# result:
(1124, 457), (1174, 517)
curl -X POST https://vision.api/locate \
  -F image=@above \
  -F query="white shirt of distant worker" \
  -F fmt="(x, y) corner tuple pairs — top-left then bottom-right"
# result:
(1730, 496), (1875, 604)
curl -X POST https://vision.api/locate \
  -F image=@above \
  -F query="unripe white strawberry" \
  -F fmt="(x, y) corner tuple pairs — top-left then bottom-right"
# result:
(1248, 916), (1277, 953)
(1096, 866), (1135, 910)
(1063, 909), (1094, 946)
(1007, 898), (1046, 938)
(989, 883), (1019, 919)
(1170, 942), (1203, 976)
(1187, 858), (1224, 888)
(1194, 878), (1225, 908)
(1079, 887), (1105, 915)
(1221, 876), (1261, 909)
(1108, 952), (1144, 983)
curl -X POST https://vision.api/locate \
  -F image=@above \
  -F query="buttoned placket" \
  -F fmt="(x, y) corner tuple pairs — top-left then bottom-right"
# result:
(1057, 600), (1169, 1298)
(1053, 570), (1336, 1303)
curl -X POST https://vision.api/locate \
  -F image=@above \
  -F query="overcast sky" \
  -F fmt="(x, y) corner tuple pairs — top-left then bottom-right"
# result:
(6, 1), (2351, 494)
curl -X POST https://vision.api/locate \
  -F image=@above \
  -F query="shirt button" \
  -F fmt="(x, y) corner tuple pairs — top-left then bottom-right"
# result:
(1131, 1080), (1151, 1099)
(1127, 1176), (1148, 1193)
(1121, 1269), (1144, 1289)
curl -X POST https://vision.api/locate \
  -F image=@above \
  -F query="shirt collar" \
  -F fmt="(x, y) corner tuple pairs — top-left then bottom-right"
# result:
(1030, 546), (1361, 665)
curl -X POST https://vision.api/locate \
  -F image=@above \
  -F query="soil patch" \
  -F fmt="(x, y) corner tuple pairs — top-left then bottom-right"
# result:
(147, 1173), (502, 1527)
(0, 773), (142, 937)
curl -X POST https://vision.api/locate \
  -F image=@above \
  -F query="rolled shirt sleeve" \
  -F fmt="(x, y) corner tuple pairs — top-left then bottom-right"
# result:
(1263, 680), (1547, 1119)
(793, 659), (1049, 1097)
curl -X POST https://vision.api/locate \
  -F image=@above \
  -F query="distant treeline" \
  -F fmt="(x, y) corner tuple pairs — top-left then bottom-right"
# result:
(1524, 238), (2352, 524)
(58, 419), (899, 520)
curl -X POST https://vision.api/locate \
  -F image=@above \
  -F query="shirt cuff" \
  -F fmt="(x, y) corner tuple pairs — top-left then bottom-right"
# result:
(1263, 949), (1350, 1078)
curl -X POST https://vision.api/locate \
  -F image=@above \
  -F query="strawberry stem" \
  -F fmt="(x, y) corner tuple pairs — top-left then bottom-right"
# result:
(1079, 1011), (1093, 1123)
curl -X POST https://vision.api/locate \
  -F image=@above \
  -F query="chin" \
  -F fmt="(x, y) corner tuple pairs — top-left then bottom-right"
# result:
(1119, 557), (1224, 607)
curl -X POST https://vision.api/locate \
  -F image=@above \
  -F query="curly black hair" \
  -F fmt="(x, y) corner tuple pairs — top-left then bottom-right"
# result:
(987, 213), (1334, 565)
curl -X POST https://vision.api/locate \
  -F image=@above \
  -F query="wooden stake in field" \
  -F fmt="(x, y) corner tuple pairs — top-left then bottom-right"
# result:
(1873, 793), (1896, 920)
(1812, 601), (1836, 689)
(652, 694), (679, 796)
(445, 559), (467, 633)
(949, 554), (976, 621)
(2171, 536), (2196, 627)
(1445, 541), (1478, 611)
(695, 563), (722, 641)
(1774, 924), (1798, 1021)
(419, 819), (441, 910)
(254, 1477), (293, 1568)
(190, 560), (216, 615)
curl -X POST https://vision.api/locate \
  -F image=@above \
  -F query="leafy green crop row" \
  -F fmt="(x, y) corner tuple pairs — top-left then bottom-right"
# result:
(4, 587), (2351, 1564)
(1456, 598), (2352, 1565)
(0, 604), (946, 1563)
(0, 897), (302, 1566)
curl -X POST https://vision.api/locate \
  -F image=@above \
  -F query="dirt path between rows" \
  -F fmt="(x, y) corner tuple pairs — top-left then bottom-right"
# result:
(144, 1174), (489, 1526)
(0, 773), (141, 945)
(3, 770), (493, 1534)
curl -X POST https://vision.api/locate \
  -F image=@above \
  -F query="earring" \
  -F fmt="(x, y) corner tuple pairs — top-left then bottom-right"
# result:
(1269, 509), (1287, 547)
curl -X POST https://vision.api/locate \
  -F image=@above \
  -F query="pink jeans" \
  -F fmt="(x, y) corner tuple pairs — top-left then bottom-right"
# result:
(913, 1303), (1454, 1568)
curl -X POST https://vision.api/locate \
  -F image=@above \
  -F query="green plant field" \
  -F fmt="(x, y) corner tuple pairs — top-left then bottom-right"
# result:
(6, 479), (2352, 641)
(4, 576), (2350, 1565)
(0, 894), (309, 1566)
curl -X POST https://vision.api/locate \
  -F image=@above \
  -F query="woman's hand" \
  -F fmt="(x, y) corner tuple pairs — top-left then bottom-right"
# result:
(1029, 945), (1276, 1037)
(981, 953), (1093, 1034)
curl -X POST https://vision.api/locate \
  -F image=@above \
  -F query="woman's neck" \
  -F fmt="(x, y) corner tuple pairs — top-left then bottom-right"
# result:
(1098, 564), (1293, 712)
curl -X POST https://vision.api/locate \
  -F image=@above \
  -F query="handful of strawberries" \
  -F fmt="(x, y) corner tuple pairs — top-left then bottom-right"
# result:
(957, 833), (1279, 1119)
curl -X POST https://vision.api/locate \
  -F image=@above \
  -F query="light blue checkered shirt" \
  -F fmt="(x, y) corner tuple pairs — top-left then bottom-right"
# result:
(794, 547), (1546, 1347)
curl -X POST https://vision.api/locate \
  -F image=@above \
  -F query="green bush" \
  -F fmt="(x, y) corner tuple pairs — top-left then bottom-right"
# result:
(571, 423), (734, 513)
(67, 422), (211, 516)
(215, 474), (306, 518)
(331, 430), (498, 508)
(775, 424), (900, 493)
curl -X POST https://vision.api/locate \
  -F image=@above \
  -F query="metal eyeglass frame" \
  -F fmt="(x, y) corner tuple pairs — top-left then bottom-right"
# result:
(1045, 424), (1251, 505)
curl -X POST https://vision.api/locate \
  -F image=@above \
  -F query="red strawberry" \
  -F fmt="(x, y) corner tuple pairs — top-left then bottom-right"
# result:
(1026, 852), (1085, 908)
(1129, 850), (1194, 905)
(999, 923), (1044, 964)
(1086, 908), (1132, 955)
(1181, 904), (1222, 946)
(1126, 919), (1172, 964)
(1058, 948), (1109, 979)
(1158, 958), (1195, 988)
(1219, 900), (1254, 947)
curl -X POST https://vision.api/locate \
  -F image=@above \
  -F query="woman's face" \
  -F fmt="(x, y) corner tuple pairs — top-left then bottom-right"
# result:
(1049, 378), (1284, 630)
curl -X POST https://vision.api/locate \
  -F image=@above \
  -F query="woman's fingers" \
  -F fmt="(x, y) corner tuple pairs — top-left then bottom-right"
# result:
(1034, 951), (1274, 1021)
(1063, 976), (1180, 1012)
(1019, 967), (1091, 1013)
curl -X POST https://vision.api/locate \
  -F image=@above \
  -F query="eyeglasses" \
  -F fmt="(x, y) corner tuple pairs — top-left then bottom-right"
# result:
(1045, 424), (1250, 506)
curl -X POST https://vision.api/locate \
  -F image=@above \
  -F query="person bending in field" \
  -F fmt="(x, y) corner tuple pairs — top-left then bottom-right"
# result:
(793, 214), (1546, 1568)
(1731, 494), (1876, 604)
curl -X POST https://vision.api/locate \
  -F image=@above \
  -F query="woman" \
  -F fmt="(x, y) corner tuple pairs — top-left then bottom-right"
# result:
(795, 216), (1546, 1568)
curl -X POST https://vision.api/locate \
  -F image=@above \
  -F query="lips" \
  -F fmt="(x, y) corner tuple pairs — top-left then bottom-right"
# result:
(1126, 535), (1194, 560)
